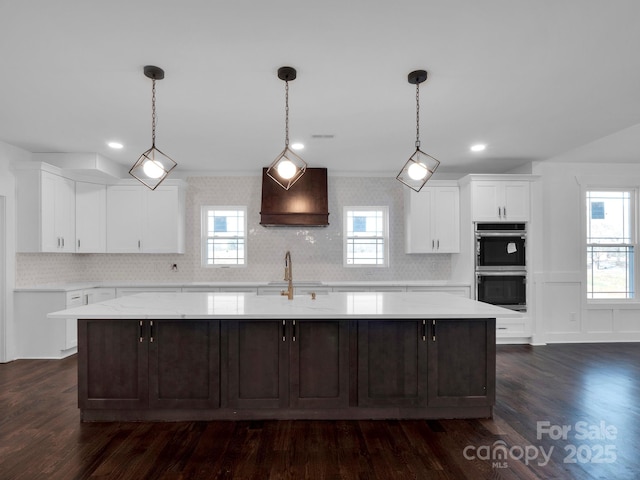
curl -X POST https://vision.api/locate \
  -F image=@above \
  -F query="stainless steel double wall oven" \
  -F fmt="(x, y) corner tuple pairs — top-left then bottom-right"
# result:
(475, 223), (527, 312)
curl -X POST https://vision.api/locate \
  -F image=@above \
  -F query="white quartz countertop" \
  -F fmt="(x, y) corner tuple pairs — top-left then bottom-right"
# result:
(16, 280), (469, 292)
(47, 291), (517, 320)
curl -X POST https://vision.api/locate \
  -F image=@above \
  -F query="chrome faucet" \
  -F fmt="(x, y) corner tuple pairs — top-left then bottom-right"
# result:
(281, 250), (294, 300)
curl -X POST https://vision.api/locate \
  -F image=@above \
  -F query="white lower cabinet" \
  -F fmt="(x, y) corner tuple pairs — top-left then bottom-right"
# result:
(496, 316), (531, 342)
(405, 285), (471, 297)
(15, 287), (116, 359)
(116, 287), (182, 297)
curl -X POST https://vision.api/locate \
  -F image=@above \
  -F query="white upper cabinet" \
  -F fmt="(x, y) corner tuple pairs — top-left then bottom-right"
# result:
(106, 184), (185, 253)
(471, 180), (530, 222)
(405, 182), (460, 253)
(75, 182), (106, 253)
(106, 185), (144, 253)
(143, 186), (185, 253)
(16, 166), (76, 253)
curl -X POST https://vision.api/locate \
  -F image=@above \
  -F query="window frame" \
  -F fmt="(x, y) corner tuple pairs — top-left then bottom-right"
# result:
(201, 205), (247, 268)
(584, 188), (637, 302)
(343, 206), (389, 268)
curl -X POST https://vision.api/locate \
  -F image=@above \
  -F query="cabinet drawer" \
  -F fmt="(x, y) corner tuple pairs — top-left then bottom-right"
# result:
(66, 290), (85, 307)
(496, 322), (528, 336)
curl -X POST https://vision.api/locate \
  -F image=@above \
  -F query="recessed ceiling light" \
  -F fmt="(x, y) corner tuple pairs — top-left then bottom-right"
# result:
(291, 142), (305, 150)
(470, 144), (486, 152)
(108, 141), (124, 149)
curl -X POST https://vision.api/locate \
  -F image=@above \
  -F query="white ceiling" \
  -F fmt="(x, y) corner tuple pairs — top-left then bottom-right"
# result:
(1, 0), (639, 177)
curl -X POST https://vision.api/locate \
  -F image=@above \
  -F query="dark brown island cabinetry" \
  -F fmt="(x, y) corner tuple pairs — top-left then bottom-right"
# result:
(227, 320), (349, 410)
(78, 318), (494, 421)
(78, 319), (220, 417)
(357, 320), (428, 407)
(427, 319), (496, 407)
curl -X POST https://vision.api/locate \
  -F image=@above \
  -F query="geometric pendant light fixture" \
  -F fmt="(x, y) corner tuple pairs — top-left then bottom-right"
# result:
(129, 65), (177, 190)
(396, 69), (440, 192)
(266, 66), (307, 190)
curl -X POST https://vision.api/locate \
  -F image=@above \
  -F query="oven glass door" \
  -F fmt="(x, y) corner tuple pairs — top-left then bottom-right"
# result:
(477, 235), (526, 269)
(477, 273), (526, 310)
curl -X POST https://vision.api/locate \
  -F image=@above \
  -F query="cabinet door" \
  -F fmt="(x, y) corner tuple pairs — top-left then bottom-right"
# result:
(404, 187), (434, 253)
(357, 320), (428, 407)
(289, 320), (349, 409)
(78, 320), (148, 409)
(427, 319), (495, 407)
(76, 182), (106, 253)
(106, 185), (143, 252)
(40, 172), (58, 251)
(472, 182), (501, 222)
(227, 320), (289, 408)
(432, 186), (460, 253)
(149, 320), (220, 409)
(143, 186), (184, 253)
(503, 182), (529, 221)
(57, 176), (76, 252)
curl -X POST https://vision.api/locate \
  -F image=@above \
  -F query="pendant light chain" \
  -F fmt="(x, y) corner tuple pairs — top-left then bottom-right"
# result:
(151, 78), (157, 147)
(284, 80), (290, 147)
(415, 82), (420, 149)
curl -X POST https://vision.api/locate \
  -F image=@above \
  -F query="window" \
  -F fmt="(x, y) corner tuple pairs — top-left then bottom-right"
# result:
(344, 207), (389, 266)
(586, 190), (635, 299)
(202, 207), (246, 267)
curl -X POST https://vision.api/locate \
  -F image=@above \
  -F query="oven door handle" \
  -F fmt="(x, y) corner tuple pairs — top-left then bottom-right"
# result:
(476, 271), (527, 276)
(476, 232), (526, 238)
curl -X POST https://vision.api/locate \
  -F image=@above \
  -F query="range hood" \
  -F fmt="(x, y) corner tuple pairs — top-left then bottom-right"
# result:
(260, 167), (329, 226)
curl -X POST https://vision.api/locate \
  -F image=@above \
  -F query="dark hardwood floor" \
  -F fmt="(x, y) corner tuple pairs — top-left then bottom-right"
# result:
(1, 343), (638, 479)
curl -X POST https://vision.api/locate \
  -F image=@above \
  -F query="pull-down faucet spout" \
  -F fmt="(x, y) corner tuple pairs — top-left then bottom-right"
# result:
(281, 251), (294, 300)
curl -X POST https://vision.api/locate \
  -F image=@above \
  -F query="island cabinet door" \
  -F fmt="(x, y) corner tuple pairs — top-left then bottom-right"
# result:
(227, 320), (289, 409)
(427, 319), (496, 407)
(289, 320), (349, 409)
(357, 320), (428, 407)
(78, 319), (148, 409)
(148, 320), (220, 409)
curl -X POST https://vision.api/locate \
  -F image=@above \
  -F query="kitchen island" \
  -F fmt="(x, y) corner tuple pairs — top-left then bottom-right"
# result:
(48, 291), (515, 422)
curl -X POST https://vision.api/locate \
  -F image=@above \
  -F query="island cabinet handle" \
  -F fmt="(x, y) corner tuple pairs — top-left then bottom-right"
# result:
(282, 320), (286, 342)
(150, 321), (154, 343)
(292, 320), (296, 342)
(422, 320), (426, 341)
(432, 320), (436, 342)
(139, 321), (144, 343)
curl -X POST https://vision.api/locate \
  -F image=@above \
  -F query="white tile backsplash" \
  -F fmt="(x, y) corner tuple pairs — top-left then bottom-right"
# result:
(16, 176), (451, 286)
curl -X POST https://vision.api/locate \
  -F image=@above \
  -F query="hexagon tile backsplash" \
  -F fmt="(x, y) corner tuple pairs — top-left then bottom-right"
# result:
(15, 176), (451, 286)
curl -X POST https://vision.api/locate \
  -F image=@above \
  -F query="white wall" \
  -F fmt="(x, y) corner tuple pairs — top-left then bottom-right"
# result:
(0, 140), (30, 362)
(532, 161), (640, 343)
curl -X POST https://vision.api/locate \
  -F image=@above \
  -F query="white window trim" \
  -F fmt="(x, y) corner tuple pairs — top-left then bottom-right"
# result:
(343, 206), (389, 268)
(582, 186), (638, 304)
(201, 205), (247, 268)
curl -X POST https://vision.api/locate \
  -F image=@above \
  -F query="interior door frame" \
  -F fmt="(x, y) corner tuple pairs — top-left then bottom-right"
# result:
(0, 196), (6, 363)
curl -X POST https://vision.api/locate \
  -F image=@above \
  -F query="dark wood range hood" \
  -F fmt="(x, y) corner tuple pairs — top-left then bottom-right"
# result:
(260, 167), (329, 226)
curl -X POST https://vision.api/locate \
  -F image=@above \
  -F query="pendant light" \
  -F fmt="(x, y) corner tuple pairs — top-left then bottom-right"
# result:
(266, 66), (307, 190)
(129, 65), (177, 190)
(396, 70), (440, 192)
